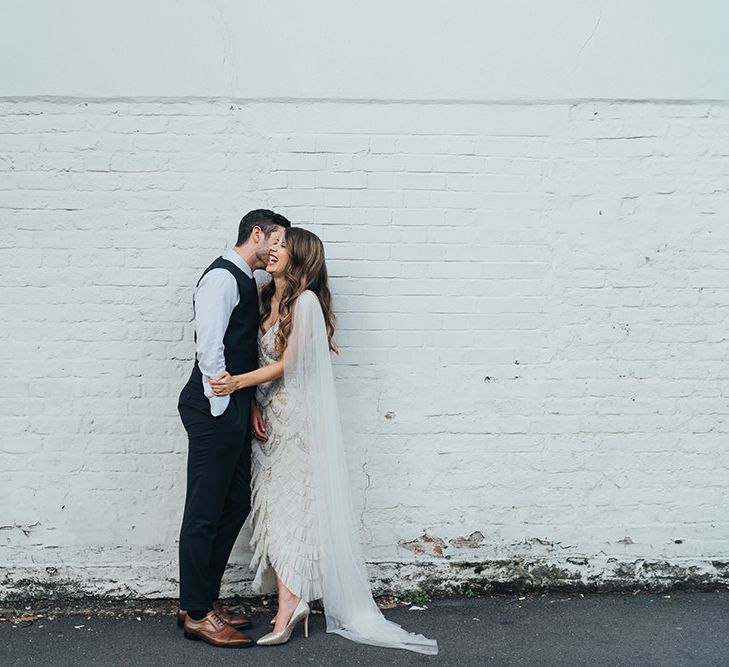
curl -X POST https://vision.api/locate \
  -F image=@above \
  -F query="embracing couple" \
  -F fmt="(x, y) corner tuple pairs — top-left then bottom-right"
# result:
(176, 209), (438, 654)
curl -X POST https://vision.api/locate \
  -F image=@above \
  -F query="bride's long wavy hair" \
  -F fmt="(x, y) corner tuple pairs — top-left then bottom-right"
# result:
(259, 227), (337, 355)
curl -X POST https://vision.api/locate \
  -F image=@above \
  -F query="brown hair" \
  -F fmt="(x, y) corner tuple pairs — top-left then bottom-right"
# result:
(259, 227), (337, 355)
(235, 209), (291, 245)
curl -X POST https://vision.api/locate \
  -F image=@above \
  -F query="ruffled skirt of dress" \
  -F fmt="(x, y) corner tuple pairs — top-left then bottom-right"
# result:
(243, 380), (323, 602)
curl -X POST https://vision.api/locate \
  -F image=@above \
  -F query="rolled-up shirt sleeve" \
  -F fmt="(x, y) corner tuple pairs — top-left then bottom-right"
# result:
(193, 269), (239, 416)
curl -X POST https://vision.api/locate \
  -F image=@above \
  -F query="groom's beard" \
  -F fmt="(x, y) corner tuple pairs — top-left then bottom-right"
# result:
(254, 248), (271, 270)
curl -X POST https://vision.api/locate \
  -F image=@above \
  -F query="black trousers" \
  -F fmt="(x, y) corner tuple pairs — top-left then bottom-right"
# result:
(177, 387), (252, 610)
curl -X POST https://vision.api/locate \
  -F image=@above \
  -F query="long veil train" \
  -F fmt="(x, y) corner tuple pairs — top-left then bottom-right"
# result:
(282, 290), (438, 655)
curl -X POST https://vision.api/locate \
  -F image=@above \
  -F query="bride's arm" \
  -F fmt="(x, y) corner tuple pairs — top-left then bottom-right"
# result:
(209, 360), (284, 396)
(211, 291), (320, 397)
(236, 360), (284, 388)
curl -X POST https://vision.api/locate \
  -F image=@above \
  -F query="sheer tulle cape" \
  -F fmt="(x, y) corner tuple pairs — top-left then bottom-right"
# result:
(282, 291), (438, 655)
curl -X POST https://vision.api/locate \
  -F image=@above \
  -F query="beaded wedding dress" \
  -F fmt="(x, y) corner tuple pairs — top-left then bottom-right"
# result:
(242, 291), (437, 655)
(246, 316), (324, 602)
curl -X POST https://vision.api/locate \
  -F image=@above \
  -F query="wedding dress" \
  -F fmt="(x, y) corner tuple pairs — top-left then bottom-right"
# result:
(246, 316), (323, 602)
(244, 290), (438, 655)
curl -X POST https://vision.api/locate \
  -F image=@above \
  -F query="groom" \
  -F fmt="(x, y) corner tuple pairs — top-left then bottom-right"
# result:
(177, 209), (290, 647)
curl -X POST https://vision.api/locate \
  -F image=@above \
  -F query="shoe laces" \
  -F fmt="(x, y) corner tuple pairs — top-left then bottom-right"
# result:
(210, 609), (227, 630)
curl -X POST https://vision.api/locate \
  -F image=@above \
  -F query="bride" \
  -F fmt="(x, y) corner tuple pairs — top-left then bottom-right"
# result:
(209, 227), (438, 654)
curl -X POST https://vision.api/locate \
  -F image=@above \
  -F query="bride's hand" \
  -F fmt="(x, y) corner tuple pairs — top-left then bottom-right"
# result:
(209, 372), (238, 396)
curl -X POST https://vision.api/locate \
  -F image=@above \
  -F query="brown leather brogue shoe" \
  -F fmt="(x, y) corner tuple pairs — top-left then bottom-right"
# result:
(183, 610), (253, 648)
(177, 604), (252, 630)
(213, 602), (253, 630)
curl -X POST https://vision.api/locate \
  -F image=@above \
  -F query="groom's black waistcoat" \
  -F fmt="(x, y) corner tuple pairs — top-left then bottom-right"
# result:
(178, 255), (257, 610)
(187, 256), (259, 400)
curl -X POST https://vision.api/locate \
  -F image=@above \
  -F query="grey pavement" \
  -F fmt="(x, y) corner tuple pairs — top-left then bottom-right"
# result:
(2, 591), (729, 666)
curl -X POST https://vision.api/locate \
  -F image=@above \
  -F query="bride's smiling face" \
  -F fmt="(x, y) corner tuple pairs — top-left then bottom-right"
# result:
(266, 235), (290, 276)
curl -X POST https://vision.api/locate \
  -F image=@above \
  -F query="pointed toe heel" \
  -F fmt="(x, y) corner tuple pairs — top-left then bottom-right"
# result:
(256, 600), (310, 646)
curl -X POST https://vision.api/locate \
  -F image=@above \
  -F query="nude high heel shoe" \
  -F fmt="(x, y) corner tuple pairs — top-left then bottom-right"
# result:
(256, 599), (310, 646)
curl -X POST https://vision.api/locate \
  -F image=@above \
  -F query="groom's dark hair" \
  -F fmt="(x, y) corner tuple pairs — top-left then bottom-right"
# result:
(236, 209), (291, 245)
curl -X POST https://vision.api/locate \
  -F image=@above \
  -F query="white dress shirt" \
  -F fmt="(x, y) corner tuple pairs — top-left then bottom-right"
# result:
(194, 248), (254, 416)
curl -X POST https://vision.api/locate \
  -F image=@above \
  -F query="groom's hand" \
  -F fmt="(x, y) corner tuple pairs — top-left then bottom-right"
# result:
(251, 400), (268, 441)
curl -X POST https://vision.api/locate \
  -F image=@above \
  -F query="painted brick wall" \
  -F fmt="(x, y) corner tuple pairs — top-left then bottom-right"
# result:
(2, 99), (729, 598)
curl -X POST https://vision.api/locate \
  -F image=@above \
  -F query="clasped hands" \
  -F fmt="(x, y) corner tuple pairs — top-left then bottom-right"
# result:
(208, 372), (268, 441)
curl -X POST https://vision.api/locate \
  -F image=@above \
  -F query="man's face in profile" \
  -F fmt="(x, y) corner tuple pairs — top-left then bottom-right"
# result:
(256, 226), (285, 265)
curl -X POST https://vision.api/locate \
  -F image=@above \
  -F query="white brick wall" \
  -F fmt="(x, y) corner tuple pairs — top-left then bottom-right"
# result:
(2, 99), (729, 598)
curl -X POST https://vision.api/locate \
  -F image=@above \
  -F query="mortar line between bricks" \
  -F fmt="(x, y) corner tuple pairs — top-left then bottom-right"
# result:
(0, 95), (728, 106)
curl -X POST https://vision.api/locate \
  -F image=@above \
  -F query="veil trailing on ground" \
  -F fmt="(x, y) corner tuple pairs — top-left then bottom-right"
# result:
(282, 290), (438, 655)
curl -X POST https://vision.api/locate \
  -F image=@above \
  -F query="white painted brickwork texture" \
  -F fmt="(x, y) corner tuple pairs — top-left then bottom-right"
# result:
(2, 100), (729, 598)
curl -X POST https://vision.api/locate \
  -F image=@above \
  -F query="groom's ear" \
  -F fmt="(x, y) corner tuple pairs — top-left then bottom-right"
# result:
(250, 225), (263, 243)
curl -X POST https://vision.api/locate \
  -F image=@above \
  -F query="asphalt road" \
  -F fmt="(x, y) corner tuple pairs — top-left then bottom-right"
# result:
(2, 591), (728, 666)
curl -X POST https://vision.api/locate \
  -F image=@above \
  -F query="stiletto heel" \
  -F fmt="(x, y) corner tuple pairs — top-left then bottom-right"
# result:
(257, 600), (310, 646)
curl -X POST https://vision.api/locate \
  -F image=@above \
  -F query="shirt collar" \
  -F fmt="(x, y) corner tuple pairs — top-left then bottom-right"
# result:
(222, 247), (253, 279)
